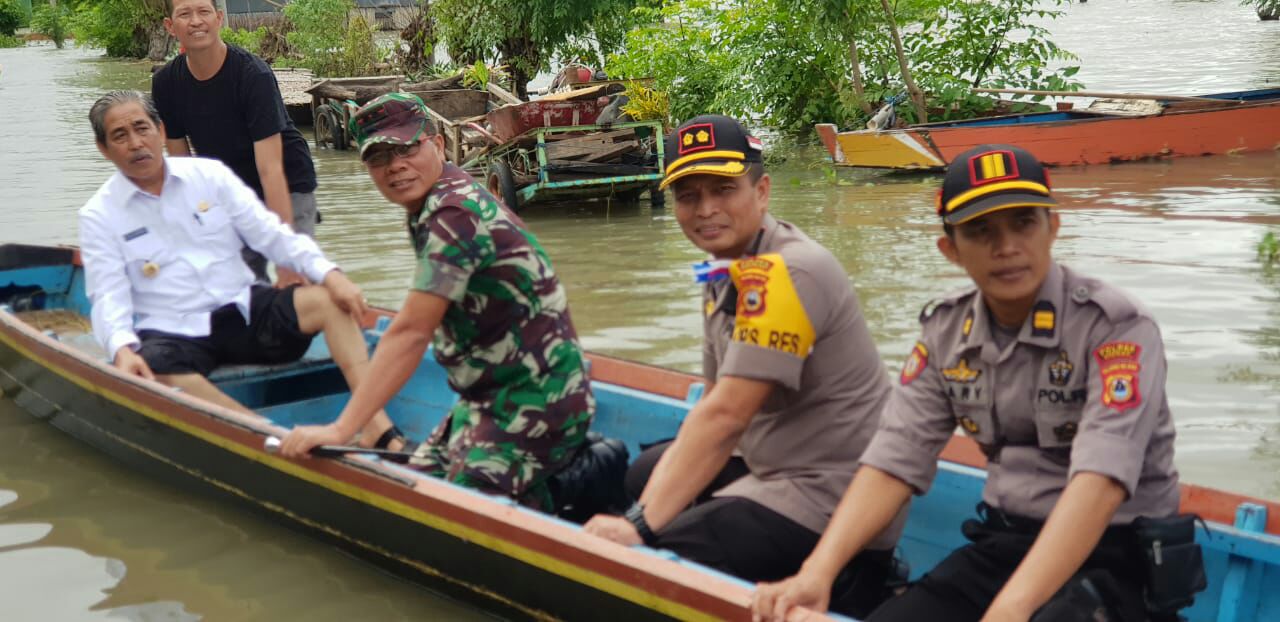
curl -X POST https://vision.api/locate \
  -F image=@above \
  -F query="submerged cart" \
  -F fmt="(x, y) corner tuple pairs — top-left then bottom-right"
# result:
(427, 87), (667, 212)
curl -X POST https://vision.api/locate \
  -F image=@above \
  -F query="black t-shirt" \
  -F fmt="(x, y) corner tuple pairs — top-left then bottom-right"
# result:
(152, 45), (317, 197)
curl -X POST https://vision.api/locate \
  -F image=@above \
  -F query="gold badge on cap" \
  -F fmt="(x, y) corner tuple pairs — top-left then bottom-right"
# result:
(677, 122), (716, 155)
(142, 261), (160, 278)
(967, 150), (1019, 185)
(197, 200), (210, 213)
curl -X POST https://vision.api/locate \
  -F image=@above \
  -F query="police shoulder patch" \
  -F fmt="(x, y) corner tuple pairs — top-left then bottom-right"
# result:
(900, 341), (928, 385)
(1093, 341), (1142, 412)
(729, 253), (816, 358)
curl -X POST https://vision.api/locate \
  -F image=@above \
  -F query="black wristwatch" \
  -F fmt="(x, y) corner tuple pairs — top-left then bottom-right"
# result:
(624, 501), (659, 546)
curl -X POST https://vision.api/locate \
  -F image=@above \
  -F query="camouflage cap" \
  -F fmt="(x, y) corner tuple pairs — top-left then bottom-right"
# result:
(350, 92), (432, 159)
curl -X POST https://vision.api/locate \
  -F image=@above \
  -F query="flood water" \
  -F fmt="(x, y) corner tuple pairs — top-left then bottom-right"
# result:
(2, 0), (1279, 618)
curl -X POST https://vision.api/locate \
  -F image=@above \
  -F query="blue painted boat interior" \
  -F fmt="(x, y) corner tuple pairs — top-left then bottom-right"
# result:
(3, 258), (1278, 622)
(924, 87), (1280, 129)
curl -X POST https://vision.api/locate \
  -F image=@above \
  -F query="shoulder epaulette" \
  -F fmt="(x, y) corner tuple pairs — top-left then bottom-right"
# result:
(1069, 278), (1141, 323)
(918, 287), (976, 324)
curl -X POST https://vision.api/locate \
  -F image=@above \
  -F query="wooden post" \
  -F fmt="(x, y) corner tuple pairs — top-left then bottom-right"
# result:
(879, 0), (928, 123)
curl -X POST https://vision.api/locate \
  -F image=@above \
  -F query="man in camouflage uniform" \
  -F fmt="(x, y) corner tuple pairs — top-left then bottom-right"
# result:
(280, 93), (594, 511)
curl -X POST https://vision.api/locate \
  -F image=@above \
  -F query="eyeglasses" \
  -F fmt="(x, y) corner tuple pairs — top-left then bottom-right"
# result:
(363, 142), (422, 168)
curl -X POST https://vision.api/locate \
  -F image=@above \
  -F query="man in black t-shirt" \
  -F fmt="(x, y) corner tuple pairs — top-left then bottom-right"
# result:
(153, 0), (317, 288)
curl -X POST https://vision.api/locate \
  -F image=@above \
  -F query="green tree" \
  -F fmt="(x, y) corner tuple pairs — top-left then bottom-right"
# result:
(283, 0), (351, 75)
(338, 13), (379, 75)
(608, 0), (1079, 131)
(31, 2), (72, 49)
(0, 0), (24, 36)
(1244, 0), (1280, 20)
(70, 0), (171, 59)
(432, 0), (646, 98)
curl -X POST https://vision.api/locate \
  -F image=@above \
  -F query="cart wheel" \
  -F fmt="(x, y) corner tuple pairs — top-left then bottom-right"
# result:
(315, 107), (344, 150)
(487, 161), (521, 212)
(313, 107), (333, 149)
(649, 182), (666, 209)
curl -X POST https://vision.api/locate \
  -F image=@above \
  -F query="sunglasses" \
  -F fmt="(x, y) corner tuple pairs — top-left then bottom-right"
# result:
(363, 142), (422, 168)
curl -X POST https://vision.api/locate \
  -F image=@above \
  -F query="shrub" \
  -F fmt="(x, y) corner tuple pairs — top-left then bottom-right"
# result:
(0, 0), (24, 36)
(221, 26), (267, 56)
(31, 2), (71, 49)
(283, 0), (351, 75)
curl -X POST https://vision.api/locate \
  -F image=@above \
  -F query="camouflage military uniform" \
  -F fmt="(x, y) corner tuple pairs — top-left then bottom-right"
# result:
(404, 163), (594, 511)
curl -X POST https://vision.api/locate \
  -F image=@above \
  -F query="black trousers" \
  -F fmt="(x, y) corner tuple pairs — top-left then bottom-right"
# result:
(867, 505), (1154, 622)
(627, 441), (894, 619)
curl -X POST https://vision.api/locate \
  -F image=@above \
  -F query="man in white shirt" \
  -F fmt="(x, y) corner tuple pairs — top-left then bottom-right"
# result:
(79, 89), (401, 449)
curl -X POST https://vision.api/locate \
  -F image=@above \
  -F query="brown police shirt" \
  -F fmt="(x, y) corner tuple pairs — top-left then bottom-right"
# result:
(860, 263), (1180, 523)
(703, 215), (904, 549)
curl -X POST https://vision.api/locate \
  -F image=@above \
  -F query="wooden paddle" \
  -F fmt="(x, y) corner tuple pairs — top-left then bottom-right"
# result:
(972, 87), (1222, 102)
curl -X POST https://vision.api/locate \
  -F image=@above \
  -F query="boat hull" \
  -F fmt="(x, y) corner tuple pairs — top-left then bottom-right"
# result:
(817, 98), (1280, 170)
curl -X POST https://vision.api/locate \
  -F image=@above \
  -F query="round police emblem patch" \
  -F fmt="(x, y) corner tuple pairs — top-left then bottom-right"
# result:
(900, 341), (928, 385)
(737, 282), (767, 317)
(1109, 376), (1132, 402)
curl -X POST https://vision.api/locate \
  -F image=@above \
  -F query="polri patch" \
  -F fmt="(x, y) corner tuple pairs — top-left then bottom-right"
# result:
(123, 227), (149, 241)
(1094, 341), (1142, 412)
(729, 254), (815, 358)
(900, 341), (928, 385)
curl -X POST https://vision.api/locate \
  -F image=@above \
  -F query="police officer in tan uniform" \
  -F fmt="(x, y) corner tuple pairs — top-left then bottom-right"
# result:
(585, 115), (904, 618)
(754, 144), (1204, 622)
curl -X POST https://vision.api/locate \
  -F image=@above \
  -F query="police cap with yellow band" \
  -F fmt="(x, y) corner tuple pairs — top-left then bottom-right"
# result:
(937, 144), (1058, 225)
(660, 114), (764, 190)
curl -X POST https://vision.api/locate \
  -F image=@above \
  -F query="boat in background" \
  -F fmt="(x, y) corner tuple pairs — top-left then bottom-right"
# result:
(816, 88), (1280, 171)
(1, 242), (1278, 621)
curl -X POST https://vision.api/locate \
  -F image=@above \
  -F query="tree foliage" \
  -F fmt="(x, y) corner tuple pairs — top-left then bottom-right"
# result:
(277, 0), (385, 76)
(282, 0), (352, 75)
(70, 0), (169, 58)
(431, 0), (647, 98)
(32, 3), (72, 49)
(1244, 0), (1280, 20)
(0, 0), (24, 37)
(608, 0), (1081, 132)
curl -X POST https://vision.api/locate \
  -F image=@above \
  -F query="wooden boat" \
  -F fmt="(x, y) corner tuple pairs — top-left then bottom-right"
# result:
(2, 242), (1278, 621)
(815, 88), (1280, 171)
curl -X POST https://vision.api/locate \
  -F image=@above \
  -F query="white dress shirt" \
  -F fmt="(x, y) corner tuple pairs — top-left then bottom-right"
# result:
(79, 157), (338, 359)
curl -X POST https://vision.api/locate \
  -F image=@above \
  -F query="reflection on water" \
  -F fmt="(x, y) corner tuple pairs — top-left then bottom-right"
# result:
(1, 0), (1279, 617)
(0, 401), (492, 621)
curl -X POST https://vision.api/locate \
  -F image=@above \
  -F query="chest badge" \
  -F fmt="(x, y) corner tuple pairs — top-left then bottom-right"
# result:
(197, 200), (210, 213)
(141, 261), (160, 278)
(958, 415), (980, 434)
(1048, 351), (1073, 386)
(942, 358), (981, 383)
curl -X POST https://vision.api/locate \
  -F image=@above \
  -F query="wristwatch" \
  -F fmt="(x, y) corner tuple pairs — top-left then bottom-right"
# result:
(624, 501), (659, 546)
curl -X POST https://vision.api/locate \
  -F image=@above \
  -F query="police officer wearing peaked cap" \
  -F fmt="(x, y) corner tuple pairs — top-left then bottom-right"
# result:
(585, 115), (906, 618)
(753, 144), (1205, 622)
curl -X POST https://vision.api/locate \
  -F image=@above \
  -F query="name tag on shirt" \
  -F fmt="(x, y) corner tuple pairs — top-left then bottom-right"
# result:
(123, 227), (149, 241)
